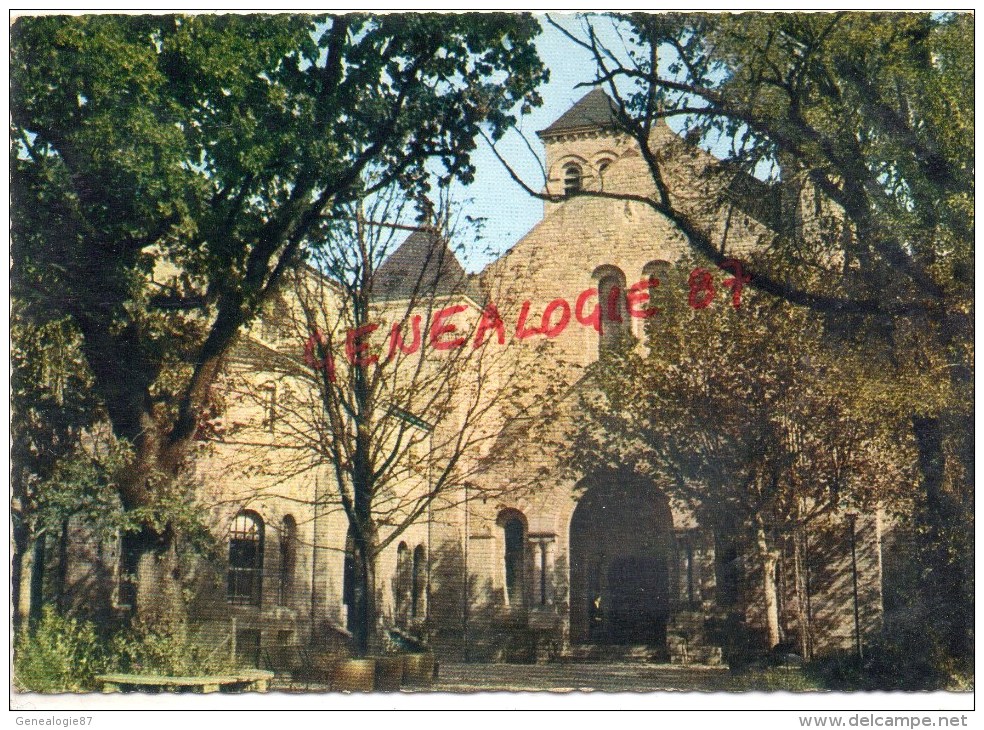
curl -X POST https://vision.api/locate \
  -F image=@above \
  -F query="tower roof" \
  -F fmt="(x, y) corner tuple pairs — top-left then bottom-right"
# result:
(537, 88), (618, 138)
(373, 229), (482, 304)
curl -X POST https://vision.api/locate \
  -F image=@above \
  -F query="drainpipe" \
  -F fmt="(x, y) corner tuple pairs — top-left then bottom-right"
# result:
(846, 512), (862, 662)
(310, 472), (319, 644)
(463, 482), (469, 662)
(426, 432), (433, 625)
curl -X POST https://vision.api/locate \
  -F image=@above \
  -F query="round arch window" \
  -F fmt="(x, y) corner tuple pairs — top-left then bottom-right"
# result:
(563, 163), (583, 196)
(228, 511), (264, 606)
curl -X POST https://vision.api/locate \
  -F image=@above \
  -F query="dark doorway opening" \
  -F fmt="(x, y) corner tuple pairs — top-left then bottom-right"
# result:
(570, 471), (673, 650)
(607, 555), (669, 645)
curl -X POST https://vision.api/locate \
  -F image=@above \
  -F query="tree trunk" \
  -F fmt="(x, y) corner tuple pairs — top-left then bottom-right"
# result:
(12, 522), (30, 633)
(912, 414), (972, 659)
(78, 317), (206, 629)
(14, 533), (47, 632)
(756, 524), (781, 650)
(13, 542), (31, 633)
(350, 531), (378, 657)
(792, 529), (812, 660)
(121, 523), (186, 628)
(56, 519), (69, 613)
(29, 535), (46, 626)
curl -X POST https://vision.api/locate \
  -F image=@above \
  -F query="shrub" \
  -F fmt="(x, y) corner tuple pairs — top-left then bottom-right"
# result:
(13, 607), (108, 692)
(804, 632), (974, 691)
(109, 621), (240, 676)
(14, 609), (243, 693)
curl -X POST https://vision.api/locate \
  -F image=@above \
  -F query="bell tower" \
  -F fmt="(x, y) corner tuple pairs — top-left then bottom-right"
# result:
(536, 88), (635, 214)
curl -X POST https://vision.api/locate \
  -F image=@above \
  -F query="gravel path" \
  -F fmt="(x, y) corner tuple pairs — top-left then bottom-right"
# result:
(426, 662), (733, 693)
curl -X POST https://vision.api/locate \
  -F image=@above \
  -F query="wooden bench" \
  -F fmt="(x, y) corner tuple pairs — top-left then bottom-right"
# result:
(96, 670), (274, 694)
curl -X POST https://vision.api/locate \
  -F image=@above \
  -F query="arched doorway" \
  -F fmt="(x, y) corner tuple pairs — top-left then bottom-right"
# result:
(569, 471), (673, 649)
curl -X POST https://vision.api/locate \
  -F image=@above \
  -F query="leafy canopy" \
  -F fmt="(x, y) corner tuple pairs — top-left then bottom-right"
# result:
(11, 13), (548, 473)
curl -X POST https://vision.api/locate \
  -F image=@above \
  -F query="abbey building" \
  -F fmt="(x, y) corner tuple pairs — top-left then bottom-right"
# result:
(61, 89), (889, 667)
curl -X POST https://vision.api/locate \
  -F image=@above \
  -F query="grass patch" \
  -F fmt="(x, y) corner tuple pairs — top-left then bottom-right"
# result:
(726, 667), (826, 692)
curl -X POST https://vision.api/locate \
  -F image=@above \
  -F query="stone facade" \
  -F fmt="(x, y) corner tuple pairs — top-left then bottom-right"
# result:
(59, 91), (887, 667)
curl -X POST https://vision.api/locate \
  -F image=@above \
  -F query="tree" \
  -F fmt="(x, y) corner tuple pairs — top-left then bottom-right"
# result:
(10, 13), (547, 623)
(493, 11), (970, 663)
(219, 182), (563, 655)
(11, 312), (103, 630)
(569, 263), (913, 658)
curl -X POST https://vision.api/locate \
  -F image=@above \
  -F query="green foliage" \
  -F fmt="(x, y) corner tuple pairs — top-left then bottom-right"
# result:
(33, 439), (132, 542)
(571, 261), (911, 535)
(568, 11), (972, 664)
(109, 621), (240, 677)
(13, 607), (109, 692)
(726, 667), (824, 692)
(11, 13), (548, 617)
(11, 315), (108, 533)
(805, 642), (974, 691)
(10, 13), (549, 442)
(619, 12), (973, 307)
(14, 609), (240, 692)
(596, 10), (973, 437)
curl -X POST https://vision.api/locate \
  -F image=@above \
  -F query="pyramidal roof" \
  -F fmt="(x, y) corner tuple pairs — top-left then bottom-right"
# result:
(373, 229), (482, 304)
(537, 88), (618, 138)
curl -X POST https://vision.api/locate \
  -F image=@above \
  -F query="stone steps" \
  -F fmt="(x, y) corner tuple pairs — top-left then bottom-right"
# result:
(667, 610), (724, 666)
(564, 644), (667, 663)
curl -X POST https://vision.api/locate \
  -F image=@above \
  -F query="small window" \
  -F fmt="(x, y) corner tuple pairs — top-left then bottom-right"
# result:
(395, 542), (411, 626)
(534, 539), (551, 606)
(411, 544), (426, 619)
(563, 163), (583, 196)
(505, 520), (525, 605)
(260, 294), (290, 342)
(597, 159), (612, 175)
(228, 511), (264, 606)
(264, 382), (277, 433)
(278, 515), (297, 606)
(594, 265), (629, 353)
(498, 510), (527, 607)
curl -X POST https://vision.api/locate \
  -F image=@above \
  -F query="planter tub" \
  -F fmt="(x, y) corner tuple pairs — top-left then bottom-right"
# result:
(373, 656), (404, 692)
(331, 658), (376, 693)
(402, 652), (435, 687)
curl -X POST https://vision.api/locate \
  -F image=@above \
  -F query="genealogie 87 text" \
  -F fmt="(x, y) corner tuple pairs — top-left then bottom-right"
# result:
(304, 259), (752, 379)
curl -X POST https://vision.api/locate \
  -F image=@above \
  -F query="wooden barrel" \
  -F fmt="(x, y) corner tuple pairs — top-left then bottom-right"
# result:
(307, 652), (341, 685)
(401, 652), (435, 687)
(331, 658), (376, 692)
(373, 656), (404, 692)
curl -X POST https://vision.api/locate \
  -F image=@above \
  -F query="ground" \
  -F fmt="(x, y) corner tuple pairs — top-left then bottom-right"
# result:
(271, 662), (824, 693)
(430, 662), (736, 692)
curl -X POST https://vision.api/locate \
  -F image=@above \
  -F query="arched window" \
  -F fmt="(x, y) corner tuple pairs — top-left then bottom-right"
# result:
(395, 542), (411, 626)
(563, 163), (583, 196)
(593, 265), (629, 353)
(278, 515), (297, 606)
(263, 381), (278, 433)
(498, 510), (527, 607)
(642, 259), (672, 282)
(411, 544), (426, 619)
(228, 511), (264, 606)
(597, 158), (612, 176)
